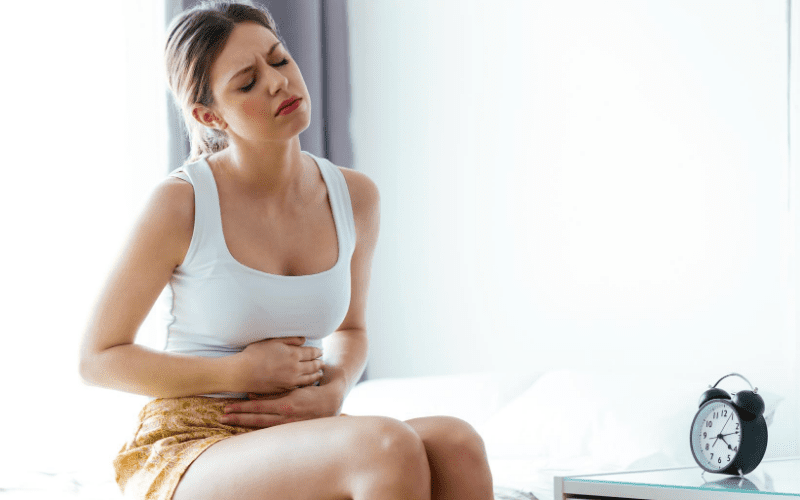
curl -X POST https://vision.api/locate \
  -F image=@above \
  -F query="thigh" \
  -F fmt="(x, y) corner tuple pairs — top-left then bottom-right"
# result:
(173, 414), (417, 500)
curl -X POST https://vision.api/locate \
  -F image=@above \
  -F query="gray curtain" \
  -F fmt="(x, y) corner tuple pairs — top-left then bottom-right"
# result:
(165, 0), (354, 172)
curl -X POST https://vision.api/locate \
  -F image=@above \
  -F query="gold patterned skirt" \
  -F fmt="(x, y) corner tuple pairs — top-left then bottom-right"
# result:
(113, 396), (255, 500)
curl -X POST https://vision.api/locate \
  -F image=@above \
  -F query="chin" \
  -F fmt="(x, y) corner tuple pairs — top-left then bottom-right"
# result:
(286, 112), (312, 137)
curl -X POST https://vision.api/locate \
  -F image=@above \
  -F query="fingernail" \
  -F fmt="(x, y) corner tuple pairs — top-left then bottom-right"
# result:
(219, 416), (230, 424)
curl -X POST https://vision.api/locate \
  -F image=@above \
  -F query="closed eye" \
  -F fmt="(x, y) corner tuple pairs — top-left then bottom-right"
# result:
(240, 78), (256, 92)
(239, 58), (290, 92)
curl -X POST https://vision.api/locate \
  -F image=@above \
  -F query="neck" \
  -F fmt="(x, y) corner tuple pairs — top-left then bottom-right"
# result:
(211, 136), (310, 200)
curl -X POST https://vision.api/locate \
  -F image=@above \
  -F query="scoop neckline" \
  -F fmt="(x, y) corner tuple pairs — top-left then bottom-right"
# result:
(200, 152), (343, 280)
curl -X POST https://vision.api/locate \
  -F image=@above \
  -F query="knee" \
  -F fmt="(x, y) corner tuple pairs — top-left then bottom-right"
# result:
(368, 417), (429, 469)
(428, 416), (488, 462)
(348, 417), (431, 499)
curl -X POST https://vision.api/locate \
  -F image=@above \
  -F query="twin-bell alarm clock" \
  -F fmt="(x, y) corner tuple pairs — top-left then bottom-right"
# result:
(689, 373), (768, 476)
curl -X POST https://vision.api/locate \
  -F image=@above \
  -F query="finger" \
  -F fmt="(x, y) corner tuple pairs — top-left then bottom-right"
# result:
(298, 369), (324, 387)
(299, 359), (323, 375)
(219, 411), (286, 428)
(300, 346), (323, 361)
(246, 390), (293, 401)
(277, 336), (306, 345)
(224, 399), (273, 414)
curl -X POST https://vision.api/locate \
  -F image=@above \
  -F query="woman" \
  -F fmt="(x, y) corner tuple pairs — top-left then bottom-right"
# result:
(78, 1), (494, 499)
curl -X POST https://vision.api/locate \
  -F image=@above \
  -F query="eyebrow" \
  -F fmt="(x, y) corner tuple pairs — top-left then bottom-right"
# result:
(226, 41), (283, 84)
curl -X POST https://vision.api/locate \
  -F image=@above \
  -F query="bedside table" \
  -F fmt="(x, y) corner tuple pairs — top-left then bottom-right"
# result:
(554, 457), (800, 500)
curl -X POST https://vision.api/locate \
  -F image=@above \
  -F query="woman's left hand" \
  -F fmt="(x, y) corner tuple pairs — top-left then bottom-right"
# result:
(219, 380), (345, 428)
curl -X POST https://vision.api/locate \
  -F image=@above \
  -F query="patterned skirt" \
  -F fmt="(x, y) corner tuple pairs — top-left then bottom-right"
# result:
(113, 396), (255, 500)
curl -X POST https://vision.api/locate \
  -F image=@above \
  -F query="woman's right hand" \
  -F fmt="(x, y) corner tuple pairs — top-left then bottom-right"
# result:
(232, 336), (324, 394)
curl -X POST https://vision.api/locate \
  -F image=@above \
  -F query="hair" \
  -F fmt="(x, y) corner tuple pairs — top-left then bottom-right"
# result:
(164, 0), (284, 164)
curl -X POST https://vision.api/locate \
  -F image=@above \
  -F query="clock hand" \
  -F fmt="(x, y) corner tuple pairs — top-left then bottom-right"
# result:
(712, 414), (733, 448)
(718, 414), (732, 435)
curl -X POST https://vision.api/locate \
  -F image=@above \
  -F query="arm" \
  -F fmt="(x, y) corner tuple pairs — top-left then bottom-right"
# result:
(318, 327), (368, 413)
(78, 178), (322, 398)
(319, 168), (381, 408)
(78, 177), (230, 398)
(223, 168), (381, 426)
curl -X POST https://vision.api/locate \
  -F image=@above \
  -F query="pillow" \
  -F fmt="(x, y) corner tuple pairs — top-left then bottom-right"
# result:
(341, 370), (545, 428)
(477, 369), (783, 470)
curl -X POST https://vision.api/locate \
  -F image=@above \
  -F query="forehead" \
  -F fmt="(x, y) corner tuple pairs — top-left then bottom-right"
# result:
(211, 22), (280, 81)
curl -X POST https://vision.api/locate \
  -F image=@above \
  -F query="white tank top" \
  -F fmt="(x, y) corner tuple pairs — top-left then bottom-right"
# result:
(160, 152), (356, 398)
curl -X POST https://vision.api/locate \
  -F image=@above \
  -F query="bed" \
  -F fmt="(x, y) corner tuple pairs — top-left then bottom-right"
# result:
(1, 368), (790, 500)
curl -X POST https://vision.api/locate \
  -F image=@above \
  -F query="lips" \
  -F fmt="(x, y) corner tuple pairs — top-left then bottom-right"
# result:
(276, 96), (300, 116)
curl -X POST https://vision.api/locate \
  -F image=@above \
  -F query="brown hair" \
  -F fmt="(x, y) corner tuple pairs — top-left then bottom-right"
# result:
(164, 0), (283, 164)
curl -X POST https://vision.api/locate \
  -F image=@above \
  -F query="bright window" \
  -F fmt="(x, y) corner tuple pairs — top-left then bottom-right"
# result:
(0, 0), (168, 471)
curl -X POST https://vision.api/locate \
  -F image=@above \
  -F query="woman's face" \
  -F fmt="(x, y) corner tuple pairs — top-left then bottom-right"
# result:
(198, 21), (311, 145)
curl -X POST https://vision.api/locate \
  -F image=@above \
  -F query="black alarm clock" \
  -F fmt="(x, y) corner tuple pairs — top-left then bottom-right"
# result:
(689, 373), (768, 476)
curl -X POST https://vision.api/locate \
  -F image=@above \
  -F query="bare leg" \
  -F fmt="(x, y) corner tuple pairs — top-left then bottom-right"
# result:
(173, 415), (431, 500)
(405, 416), (494, 500)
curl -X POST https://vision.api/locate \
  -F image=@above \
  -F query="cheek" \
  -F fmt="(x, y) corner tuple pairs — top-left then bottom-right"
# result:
(241, 97), (267, 118)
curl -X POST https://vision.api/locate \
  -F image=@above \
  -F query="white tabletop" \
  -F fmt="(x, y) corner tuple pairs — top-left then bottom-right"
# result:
(556, 457), (800, 500)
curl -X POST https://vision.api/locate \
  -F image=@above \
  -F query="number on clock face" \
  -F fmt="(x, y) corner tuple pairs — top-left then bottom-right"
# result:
(691, 401), (741, 471)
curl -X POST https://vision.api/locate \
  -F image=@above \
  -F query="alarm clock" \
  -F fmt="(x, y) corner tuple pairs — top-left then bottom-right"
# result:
(690, 373), (768, 476)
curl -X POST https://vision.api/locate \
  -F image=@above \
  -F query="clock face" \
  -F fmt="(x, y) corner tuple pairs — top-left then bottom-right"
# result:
(690, 400), (742, 472)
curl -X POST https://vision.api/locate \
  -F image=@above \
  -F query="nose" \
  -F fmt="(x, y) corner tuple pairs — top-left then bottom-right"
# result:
(264, 63), (289, 95)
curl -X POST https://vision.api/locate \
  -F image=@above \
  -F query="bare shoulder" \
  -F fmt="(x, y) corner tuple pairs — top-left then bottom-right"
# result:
(338, 166), (380, 223)
(149, 175), (195, 227)
(135, 174), (195, 266)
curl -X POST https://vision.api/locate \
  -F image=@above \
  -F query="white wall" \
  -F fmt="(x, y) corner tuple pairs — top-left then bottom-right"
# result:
(348, 0), (794, 410)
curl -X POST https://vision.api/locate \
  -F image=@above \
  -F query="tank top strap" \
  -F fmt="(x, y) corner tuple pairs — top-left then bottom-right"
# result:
(167, 157), (227, 268)
(305, 152), (357, 257)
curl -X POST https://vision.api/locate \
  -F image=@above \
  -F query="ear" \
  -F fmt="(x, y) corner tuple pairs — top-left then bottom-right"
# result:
(191, 105), (226, 130)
